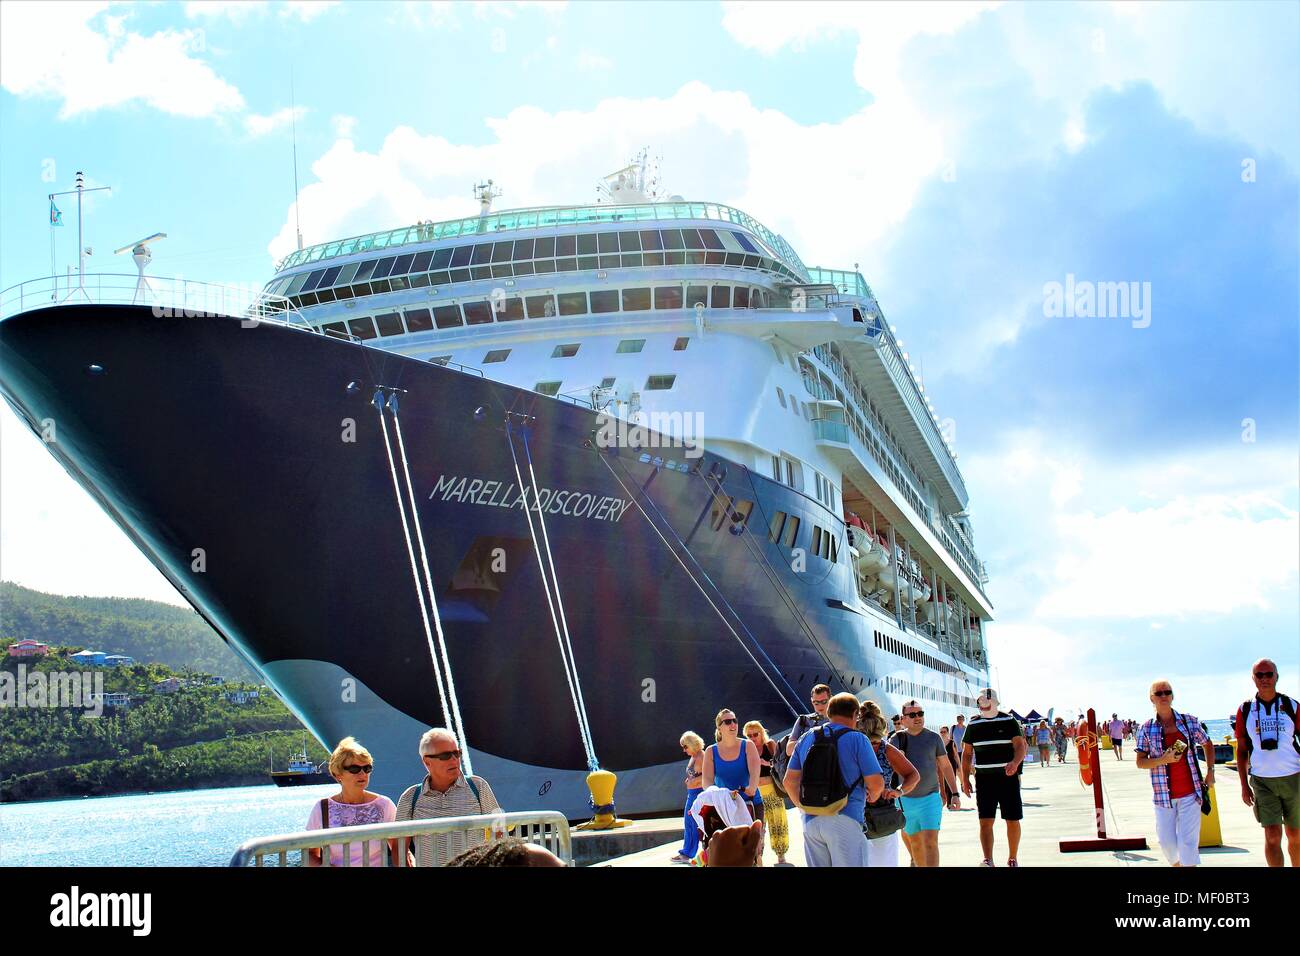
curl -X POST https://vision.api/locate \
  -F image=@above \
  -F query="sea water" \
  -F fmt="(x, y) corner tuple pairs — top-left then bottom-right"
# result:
(0, 784), (341, 867)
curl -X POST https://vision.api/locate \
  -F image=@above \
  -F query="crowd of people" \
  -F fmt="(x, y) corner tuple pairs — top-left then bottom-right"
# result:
(294, 658), (1297, 868)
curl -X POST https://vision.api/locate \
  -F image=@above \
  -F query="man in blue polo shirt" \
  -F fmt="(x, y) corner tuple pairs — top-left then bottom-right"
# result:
(784, 691), (884, 867)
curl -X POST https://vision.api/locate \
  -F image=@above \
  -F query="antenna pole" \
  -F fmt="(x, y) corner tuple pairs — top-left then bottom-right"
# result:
(291, 70), (303, 251)
(50, 172), (110, 297)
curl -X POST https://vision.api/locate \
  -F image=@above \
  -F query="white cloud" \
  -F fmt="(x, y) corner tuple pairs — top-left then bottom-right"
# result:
(575, 51), (612, 71)
(280, 0), (340, 22)
(244, 105), (307, 137)
(184, 1), (268, 19)
(0, 1), (244, 118)
(331, 114), (357, 139)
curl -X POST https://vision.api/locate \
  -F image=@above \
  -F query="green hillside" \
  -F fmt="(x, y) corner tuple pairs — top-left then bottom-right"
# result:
(0, 581), (257, 680)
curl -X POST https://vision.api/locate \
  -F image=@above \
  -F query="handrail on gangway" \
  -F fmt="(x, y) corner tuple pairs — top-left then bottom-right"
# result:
(228, 810), (573, 867)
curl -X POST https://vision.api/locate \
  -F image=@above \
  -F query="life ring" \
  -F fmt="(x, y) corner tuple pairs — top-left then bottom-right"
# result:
(1077, 732), (1096, 787)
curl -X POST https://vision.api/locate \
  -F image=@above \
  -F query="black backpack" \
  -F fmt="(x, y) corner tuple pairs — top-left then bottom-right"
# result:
(798, 724), (859, 816)
(1237, 694), (1300, 757)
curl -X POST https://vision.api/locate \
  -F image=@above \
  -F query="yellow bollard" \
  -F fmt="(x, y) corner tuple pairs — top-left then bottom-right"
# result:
(1199, 784), (1222, 847)
(573, 768), (632, 831)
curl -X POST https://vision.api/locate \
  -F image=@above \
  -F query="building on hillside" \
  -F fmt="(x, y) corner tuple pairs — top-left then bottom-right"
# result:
(223, 690), (261, 705)
(88, 692), (133, 710)
(153, 677), (183, 694)
(69, 650), (107, 666)
(103, 655), (135, 667)
(7, 639), (50, 658)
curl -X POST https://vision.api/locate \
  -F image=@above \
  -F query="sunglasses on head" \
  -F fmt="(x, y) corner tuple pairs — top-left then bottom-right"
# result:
(1255, 671), (1275, 679)
(422, 750), (462, 761)
(342, 764), (373, 775)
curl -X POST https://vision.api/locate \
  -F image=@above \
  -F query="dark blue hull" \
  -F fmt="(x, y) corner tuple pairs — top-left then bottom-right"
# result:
(0, 306), (989, 818)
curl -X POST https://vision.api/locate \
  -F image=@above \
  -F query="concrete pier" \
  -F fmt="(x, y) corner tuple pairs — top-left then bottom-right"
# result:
(600, 751), (1269, 866)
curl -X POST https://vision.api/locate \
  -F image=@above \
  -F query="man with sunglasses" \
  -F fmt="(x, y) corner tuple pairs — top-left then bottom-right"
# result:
(786, 684), (832, 757)
(1134, 680), (1214, 867)
(396, 728), (501, 867)
(1234, 659), (1300, 866)
(890, 701), (955, 867)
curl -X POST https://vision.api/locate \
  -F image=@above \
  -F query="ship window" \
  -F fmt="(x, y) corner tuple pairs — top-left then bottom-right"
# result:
(371, 257), (396, 279)
(411, 251), (433, 272)
(404, 308), (433, 332)
(536, 236), (556, 258)
(643, 251), (664, 267)
(597, 233), (619, 253)
(655, 287), (683, 310)
(768, 510), (786, 543)
(284, 273), (311, 296)
(685, 285), (706, 309)
(616, 339), (645, 353)
(483, 349), (511, 364)
(491, 242), (513, 263)
(645, 374), (675, 390)
(661, 229), (684, 250)
(375, 312), (405, 336)
(314, 288), (338, 303)
(469, 244), (492, 265)
(686, 250), (707, 265)
(319, 265), (343, 288)
(576, 234), (598, 255)
(711, 285), (731, 309)
(664, 251), (685, 266)
(733, 500), (754, 528)
(578, 255), (598, 270)
(731, 231), (760, 254)
(698, 228), (724, 250)
(493, 296), (525, 322)
(433, 305), (463, 329)
(512, 239), (534, 260)
(526, 294), (556, 318)
(535, 381), (562, 397)
(600, 377), (616, 389)
(347, 317), (378, 340)
(558, 292), (587, 316)
(470, 266), (492, 281)
(733, 287), (750, 308)
(590, 290), (619, 314)
(463, 301), (493, 325)
(598, 255), (620, 270)
(321, 321), (348, 339)
(450, 246), (473, 267)
(620, 253), (643, 268)
(776, 387), (787, 408)
(813, 526), (823, 558)
(390, 253), (414, 276)
(781, 515), (800, 550)
(552, 343), (581, 358)
(448, 268), (470, 283)
(711, 496), (734, 532)
(555, 235), (576, 257)
(534, 260), (556, 274)
(742, 255), (761, 268)
(301, 269), (328, 292)
(622, 288), (651, 311)
(680, 228), (702, 249)
(335, 263), (360, 287)
(673, 337), (689, 351)
(556, 257), (578, 272)
(771, 455), (781, 479)
(639, 229), (663, 250)
(619, 231), (642, 251)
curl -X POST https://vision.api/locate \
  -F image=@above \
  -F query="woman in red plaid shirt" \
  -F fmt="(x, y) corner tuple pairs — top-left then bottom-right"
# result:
(1134, 680), (1216, 867)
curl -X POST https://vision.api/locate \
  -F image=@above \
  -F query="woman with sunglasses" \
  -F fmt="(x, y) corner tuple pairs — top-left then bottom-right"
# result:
(745, 720), (790, 865)
(701, 709), (762, 831)
(305, 737), (399, 867)
(670, 732), (706, 863)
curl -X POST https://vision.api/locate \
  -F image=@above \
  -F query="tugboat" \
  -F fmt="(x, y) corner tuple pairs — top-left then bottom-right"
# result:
(269, 746), (332, 787)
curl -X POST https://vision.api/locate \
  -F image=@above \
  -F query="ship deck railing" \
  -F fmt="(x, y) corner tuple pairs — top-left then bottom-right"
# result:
(0, 273), (309, 329)
(229, 810), (573, 867)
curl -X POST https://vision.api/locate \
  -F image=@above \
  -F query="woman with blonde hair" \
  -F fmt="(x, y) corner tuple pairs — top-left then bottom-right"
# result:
(701, 708), (761, 821)
(304, 737), (400, 867)
(670, 731), (706, 864)
(857, 701), (920, 866)
(744, 720), (790, 865)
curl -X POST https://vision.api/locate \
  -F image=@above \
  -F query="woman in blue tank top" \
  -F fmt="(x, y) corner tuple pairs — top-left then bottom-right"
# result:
(702, 708), (761, 819)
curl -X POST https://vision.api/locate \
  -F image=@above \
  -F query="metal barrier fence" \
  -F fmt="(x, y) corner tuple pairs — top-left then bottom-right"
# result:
(229, 810), (573, 867)
(1, 273), (306, 327)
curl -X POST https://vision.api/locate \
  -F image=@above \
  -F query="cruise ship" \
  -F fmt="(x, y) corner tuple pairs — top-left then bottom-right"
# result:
(0, 157), (994, 818)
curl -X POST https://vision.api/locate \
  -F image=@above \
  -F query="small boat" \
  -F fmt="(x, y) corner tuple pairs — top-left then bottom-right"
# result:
(269, 748), (332, 787)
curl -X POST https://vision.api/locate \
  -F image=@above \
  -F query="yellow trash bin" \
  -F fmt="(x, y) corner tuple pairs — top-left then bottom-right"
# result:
(1100, 733), (1113, 750)
(1199, 784), (1222, 848)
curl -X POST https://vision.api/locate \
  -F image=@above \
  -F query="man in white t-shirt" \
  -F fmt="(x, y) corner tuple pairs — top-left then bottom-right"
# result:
(1235, 658), (1300, 867)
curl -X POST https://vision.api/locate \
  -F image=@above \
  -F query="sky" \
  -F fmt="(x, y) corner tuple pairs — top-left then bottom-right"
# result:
(1, 0), (1296, 721)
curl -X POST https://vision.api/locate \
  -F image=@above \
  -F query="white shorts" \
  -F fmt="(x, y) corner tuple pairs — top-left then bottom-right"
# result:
(866, 829), (900, 867)
(1154, 794), (1202, 866)
(802, 813), (870, 867)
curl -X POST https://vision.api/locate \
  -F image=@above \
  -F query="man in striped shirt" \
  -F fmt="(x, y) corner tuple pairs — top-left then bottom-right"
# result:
(960, 688), (1027, 867)
(396, 728), (502, 867)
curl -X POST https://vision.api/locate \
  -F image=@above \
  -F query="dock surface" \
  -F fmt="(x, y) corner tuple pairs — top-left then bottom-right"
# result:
(601, 751), (1268, 866)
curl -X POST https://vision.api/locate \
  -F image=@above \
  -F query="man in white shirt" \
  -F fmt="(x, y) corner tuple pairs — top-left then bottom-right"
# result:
(1235, 659), (1300, 867)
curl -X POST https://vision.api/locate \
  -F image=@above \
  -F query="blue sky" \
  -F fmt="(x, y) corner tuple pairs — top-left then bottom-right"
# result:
(1, 1), (1296, 719)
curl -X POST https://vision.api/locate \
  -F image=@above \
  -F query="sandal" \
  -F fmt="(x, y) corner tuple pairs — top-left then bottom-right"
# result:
(980, 858), (994, 867)
(1007, 859), (1019, 868)
(669, 853), (691, 863)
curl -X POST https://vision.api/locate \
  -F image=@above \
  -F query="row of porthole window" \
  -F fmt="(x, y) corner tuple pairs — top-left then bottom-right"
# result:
(268, 226), (797, 307)
(873, 630), (964, 679)
(876, 675), (976, 708)
(318, 284), (768, 341)
(533, 374), (676, 397)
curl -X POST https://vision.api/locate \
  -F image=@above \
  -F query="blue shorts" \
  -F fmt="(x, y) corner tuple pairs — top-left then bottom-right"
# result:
(900, 791), (943, 834)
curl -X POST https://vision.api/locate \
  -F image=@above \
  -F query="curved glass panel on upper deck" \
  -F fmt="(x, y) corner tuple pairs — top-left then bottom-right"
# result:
(275, 201), (810, 281)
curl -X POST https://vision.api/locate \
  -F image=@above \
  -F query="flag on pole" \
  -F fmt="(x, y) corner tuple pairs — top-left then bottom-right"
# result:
(49, 200), (63, 226)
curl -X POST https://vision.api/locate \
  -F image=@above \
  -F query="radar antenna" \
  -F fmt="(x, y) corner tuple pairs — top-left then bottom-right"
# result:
(473, 179), (502, 217)
(597, 148), (670, 204)
(114, 232), (167, 305)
